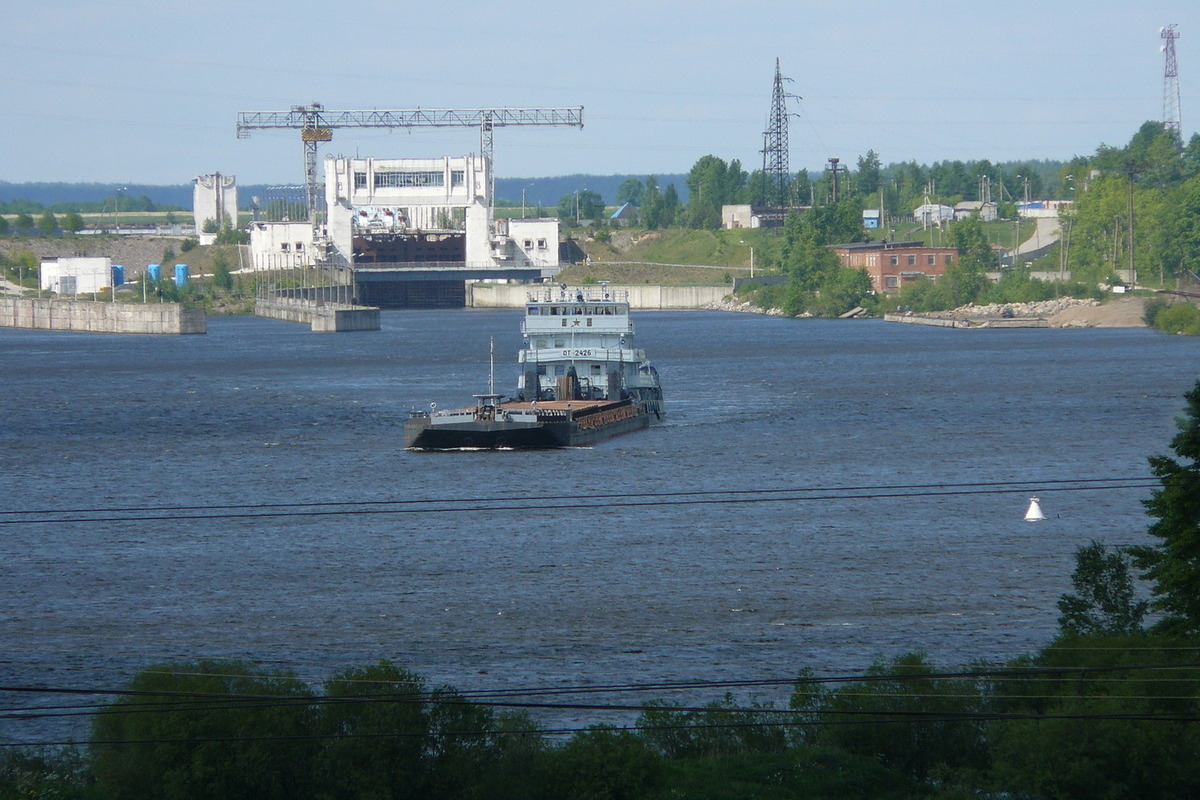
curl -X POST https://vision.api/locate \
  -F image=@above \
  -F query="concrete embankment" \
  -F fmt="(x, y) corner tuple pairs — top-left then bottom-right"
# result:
(0, 297), (206, 334)
(468, 282), (731, 309)
(255, 298), (381, 332)
(883, 313), (1048, 329)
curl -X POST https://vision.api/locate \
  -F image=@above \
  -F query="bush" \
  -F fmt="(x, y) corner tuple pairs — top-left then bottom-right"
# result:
(1143, 297), (1170, 327)
(180, 237), (198, 252)
(1153, 303), (1200, 335)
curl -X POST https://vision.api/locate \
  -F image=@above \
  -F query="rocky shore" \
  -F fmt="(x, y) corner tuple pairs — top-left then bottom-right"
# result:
(943, 297), (1147, 328)
(706, 294), (1148, 328)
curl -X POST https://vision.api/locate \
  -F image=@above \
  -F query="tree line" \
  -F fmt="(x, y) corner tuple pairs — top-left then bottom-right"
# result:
(6, 380), (1200, 799)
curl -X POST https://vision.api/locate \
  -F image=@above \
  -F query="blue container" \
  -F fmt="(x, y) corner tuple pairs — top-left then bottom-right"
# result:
(111, 264), (124, 287)
(147, 263), (161, 282)
(174, 264), (188, 287)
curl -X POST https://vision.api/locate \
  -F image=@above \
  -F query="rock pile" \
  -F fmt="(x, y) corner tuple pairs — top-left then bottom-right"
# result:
(947, 298), (1099, 320)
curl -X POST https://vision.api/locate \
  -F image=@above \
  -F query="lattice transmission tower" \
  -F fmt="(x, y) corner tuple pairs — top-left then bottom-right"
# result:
(1162, 24), (1182, 137)
(761, 59), (798, 209)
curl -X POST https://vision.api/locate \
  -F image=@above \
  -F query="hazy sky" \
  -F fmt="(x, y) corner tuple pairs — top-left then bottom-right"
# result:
(1, 1), (1196, 186)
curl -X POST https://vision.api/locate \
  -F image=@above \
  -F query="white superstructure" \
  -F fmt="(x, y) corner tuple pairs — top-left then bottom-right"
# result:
(517, 285), (662, 414)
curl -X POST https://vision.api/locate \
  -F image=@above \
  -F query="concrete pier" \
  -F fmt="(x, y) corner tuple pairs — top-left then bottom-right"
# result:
(255, 298), (381, 332)
(884, 313), (1049, 329)
(0, 298), (206, 334)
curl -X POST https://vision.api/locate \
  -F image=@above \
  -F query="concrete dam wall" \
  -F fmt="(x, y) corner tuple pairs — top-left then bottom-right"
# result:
(0, 298), (206, 334)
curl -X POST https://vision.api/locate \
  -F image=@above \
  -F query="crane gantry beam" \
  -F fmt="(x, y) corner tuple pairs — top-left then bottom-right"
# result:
(236, 104), (585, 222)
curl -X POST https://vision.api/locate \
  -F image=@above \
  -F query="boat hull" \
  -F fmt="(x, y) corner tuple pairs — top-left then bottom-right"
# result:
(404, 399), (650, 450)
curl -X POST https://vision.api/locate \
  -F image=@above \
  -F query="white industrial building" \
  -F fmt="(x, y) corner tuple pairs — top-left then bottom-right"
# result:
(40, 257), (113, 295)
(247, 154), (561, 275)
(194, 172), (238, 244)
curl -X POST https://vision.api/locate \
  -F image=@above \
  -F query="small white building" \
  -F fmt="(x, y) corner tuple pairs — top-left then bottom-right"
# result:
(248, 221), (319, 270)
(40, 256), (112, 295)
(914, 203), (955, 226)
(193, 172), (237, 244)
(953, 201), (998, 222)
(722, 204), (761, 229)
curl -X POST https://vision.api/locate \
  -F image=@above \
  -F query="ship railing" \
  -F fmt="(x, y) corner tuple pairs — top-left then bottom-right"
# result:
(527, 286), (628, 304)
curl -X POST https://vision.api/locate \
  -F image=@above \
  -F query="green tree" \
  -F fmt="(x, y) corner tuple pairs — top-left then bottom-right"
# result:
(90, 660), (317, 800)
(0, 215), (8, 235)
(37, 211), (57, 235)
(557, 190), (604, 224)
(201, 217), (220, 234)
(798, 653), (990, 782)
(856, 149), (882, 196)
(14, 212), (33, 231)
(685, 155), (747, 229)
(546, 726), (662, 800)
(1130, 380), (1200, 634)
(1057, 541), (1148, 635)
(616, 177), (643, 206)
(991, 636), (1200, 799)
(0, 747), (89, 799)
(62, 211), (85, 234)
(661, 183), (681, 227)
(316, 661), (431, 800)
(947, 214), (992, 271)
(641, 176), (663, 229)
(212, 252), (234, 290)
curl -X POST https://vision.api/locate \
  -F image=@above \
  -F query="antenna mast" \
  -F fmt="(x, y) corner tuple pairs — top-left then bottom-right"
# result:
(1162, 24), (1182, 137)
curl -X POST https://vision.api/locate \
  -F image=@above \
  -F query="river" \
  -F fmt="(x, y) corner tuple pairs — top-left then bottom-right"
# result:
(2, 310), (1198, 742)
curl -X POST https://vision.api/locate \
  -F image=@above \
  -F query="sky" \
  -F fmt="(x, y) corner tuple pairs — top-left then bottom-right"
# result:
(1, 1), (1197, 187)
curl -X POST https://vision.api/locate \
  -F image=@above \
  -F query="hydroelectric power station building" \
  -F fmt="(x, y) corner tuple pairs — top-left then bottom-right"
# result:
(248, 154), (562, 308)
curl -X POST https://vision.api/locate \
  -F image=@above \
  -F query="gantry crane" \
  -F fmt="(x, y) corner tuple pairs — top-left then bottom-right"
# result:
(236, 103), (585, 221)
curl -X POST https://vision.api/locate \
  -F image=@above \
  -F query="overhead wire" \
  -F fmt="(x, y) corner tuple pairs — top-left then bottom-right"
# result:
(0, 476), (1160, 527)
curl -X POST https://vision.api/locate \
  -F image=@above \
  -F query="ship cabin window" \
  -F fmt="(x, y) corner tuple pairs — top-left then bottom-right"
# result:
(536, 339), (546, 348)
(549, 306), (559, 315)
(553, 339), (564, 348)
(586, 318), (593, 327)
(527, 306), (540, 315)
(524, 239), (533, 249)
(591, 365), (602, 375)
(554, 365), (565, 376)
(537, 238), (548, 249)
(561, 319), (567, 326)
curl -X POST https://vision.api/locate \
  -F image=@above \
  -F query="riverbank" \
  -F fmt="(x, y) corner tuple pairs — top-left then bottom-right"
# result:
(940, 297), (1147, 328)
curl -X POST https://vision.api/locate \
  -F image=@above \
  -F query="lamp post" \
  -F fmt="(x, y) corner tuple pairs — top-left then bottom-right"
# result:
(522, 183), (534, 218)
(114, 187), (127, 233)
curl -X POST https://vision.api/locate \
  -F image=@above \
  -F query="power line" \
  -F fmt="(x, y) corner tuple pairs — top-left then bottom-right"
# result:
(0, 477), (1159, 527)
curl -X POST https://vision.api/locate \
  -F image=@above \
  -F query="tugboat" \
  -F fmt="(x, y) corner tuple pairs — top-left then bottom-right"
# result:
(404, 285), (663, 449)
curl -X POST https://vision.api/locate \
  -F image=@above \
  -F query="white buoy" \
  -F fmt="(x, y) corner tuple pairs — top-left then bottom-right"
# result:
(1024, 496), (1045, 522)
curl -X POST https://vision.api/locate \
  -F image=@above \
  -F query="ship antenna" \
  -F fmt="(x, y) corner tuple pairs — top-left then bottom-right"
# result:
(489, 336), (495, 397)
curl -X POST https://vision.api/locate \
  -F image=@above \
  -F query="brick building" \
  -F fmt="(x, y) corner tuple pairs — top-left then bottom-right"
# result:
(829, 240), (958, 292)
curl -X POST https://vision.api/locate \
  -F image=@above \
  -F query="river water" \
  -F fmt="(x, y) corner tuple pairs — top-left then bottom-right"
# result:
(2, 310), (1199, 742)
